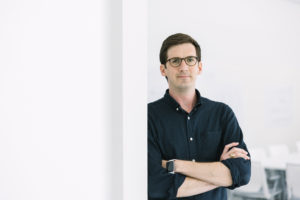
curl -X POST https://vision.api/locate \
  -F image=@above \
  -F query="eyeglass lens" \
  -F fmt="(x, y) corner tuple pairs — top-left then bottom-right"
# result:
(169, 56), (197, 67)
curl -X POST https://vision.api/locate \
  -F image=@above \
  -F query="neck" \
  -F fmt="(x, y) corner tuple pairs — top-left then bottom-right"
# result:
(169, 87), (197, 113)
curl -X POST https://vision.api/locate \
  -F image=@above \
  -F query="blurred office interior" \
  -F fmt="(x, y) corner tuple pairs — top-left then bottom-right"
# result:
(148, 0), (300, 199)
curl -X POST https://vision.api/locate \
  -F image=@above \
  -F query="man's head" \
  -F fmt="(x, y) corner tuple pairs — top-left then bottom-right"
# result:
(160, 33), (201, 66)
(159, 33), (202, 92)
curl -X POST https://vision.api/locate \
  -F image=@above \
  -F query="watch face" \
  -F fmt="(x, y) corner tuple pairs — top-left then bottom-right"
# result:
(167, 160), (174, 172)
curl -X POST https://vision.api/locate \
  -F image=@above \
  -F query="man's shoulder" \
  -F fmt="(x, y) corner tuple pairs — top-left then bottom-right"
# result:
(198, 98), (236, 124)
(200, 96), (235, 116)
(148, 97), (165, 111)
(201, 96), (228, 108)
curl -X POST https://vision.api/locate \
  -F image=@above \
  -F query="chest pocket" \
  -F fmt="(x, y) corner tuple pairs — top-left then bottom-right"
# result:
(200, 130), (222, 161)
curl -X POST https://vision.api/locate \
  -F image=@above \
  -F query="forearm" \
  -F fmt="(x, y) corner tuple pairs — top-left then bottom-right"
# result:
(177, 176), (218, 198)
(175, 160), (233, 187)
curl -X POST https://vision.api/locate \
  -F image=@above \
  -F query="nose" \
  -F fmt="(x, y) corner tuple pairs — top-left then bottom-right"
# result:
(178, 59), (189, 71)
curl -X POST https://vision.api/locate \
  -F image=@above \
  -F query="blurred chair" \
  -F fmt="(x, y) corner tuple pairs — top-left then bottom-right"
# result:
(232, 161), (282, 200)
(268, 144), (289, 158)
(286, 163), (300, 200)
(249, 147), (268, 162)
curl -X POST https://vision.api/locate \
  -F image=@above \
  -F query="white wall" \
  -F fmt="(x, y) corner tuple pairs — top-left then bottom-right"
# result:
(0, 0), (116, 199)
(0, 0), (147, 200)
(148, 0), (300, 152)
(0, 0), (147, 199)
(123, 0), (147, 199)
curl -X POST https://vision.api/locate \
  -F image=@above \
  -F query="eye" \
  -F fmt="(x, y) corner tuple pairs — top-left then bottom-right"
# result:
(186, 56), (196, 64)
(170, 58), (181, 65)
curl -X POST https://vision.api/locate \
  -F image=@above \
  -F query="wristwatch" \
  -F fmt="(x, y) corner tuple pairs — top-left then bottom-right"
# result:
(166, 159), (176, 174)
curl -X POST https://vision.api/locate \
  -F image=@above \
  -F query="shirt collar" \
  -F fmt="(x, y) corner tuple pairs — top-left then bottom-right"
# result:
(163, 89), (202, 110)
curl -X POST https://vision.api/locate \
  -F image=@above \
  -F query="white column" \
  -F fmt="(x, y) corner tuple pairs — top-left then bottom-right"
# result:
(123, 0), (148, 199)
(0, 0), (117, 199)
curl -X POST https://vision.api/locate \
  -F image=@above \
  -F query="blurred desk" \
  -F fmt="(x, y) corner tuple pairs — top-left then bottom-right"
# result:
(259, 153), (300, 200)
(261, 153), (300, 170)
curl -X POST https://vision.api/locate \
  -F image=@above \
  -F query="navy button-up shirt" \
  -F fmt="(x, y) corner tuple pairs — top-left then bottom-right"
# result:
(148, 89), (251, 200)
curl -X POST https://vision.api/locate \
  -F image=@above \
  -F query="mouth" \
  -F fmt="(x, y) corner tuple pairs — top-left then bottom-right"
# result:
(177, 75), (191, 78)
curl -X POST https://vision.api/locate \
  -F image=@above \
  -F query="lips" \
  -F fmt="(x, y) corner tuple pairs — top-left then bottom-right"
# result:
(177, 75), (190, 78)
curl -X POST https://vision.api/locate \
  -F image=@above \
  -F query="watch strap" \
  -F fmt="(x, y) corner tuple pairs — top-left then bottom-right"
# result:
(166, 159), (176, 174)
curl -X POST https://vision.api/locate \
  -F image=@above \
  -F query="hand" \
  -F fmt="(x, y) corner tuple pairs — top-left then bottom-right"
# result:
(162, 160), (167, 169)
(220, 142), (250, 161)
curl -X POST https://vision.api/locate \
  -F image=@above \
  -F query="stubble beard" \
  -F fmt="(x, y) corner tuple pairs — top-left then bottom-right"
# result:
(169, 78), (194, 93)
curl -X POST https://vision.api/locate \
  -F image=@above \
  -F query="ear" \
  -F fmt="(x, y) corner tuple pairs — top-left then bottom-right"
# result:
(197, 62), (202, 75)
(160, 64), (167, 77)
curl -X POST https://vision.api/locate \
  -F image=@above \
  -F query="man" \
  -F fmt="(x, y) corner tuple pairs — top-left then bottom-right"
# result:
(148, 33), (251, 199)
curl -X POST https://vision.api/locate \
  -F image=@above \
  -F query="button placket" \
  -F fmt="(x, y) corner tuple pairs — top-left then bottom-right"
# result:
(186, 114), (195, 160)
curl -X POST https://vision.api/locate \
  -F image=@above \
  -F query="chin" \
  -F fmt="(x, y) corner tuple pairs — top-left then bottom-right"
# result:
(176, 84), (193, 90)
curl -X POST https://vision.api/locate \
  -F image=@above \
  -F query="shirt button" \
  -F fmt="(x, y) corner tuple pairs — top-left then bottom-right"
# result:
(192, 159), (195, 162)
(176, 107), (179, 111)
(187, 116), (190, 120)
(190, 137), (193, 141)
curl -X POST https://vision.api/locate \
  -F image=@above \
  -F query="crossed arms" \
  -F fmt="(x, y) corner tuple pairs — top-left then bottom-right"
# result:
(148, 137), (251, 199)
(148, 104), (252, 199)
(161, 142), (250, 198)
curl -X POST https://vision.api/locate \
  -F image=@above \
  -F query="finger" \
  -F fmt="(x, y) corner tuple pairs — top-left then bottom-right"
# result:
(234, 147), (248, 154)
(229, 153), (236, 159)
(223, 142), (239, 154)
(238, 149), (249, 155)
(240, 154), (250, 160)
(231, 147), (248, 155)
(242, 150), (249, 155)
(227, 149), (244, 159)
(232, 152), (250, 160)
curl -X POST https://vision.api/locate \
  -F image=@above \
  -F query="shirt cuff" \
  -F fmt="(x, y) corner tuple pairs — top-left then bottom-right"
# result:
(167, 173), (186, 199)
(221, 158), (241, 190)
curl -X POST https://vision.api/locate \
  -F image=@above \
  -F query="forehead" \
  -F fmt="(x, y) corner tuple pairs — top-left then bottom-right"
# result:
(167, 43), (196, 58)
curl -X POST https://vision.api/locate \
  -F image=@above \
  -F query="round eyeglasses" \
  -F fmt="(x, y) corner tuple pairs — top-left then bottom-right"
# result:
(166, 56), (199, 67)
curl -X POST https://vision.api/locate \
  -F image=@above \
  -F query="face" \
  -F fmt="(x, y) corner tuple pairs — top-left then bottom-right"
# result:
(160, 43), (202, 92)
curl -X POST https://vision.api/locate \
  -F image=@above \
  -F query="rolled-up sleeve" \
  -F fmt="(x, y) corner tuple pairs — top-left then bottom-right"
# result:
(148, 113), (186, 200)
(220, 105), (251, 189)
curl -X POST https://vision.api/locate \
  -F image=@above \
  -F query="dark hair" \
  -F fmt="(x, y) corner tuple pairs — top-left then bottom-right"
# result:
(159, 33), (201, 66)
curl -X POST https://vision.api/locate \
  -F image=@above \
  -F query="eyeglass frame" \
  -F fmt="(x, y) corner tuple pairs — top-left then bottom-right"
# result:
(165, 56), (200, 67)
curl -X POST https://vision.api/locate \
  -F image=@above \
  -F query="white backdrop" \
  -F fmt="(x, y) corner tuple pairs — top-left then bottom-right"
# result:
(148, 0), (300, 151)
(0, 0), (147, 199)
(0, 0), (117, 199)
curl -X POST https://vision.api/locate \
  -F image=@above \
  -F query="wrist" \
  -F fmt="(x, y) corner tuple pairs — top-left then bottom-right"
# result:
(174, 159), (183, 173)
(175, 160), (191, 174)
